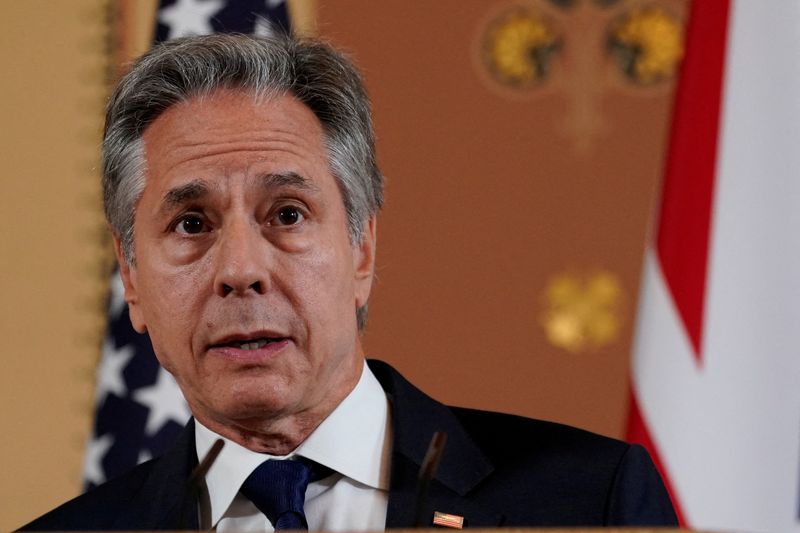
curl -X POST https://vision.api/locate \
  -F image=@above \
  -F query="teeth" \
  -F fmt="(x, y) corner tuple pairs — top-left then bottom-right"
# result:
(238, 339), (269, 350)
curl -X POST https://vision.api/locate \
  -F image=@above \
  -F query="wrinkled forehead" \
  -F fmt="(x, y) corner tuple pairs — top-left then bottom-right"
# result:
(136, 89), (340, 213)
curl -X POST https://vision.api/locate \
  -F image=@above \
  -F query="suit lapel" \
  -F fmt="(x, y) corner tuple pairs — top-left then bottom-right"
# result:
(369, 360), (505, 528)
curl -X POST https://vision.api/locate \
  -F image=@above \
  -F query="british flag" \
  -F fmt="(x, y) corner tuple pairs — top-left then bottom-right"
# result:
(627, 1), (800, 532)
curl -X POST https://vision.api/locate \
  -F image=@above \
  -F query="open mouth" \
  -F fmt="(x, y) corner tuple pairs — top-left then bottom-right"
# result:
(211, 336), (288, 351)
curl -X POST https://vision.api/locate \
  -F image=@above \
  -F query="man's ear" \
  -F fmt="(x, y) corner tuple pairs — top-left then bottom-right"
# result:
(353, 215), (377, 309)
(112, 235), (147, 334)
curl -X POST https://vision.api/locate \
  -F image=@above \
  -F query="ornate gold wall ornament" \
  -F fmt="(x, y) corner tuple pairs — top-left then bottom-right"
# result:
(482, 7), (560, 88)
(608, 6), (683, 85)
(541, 270), (624, 353)
(475, 1), (685, 154)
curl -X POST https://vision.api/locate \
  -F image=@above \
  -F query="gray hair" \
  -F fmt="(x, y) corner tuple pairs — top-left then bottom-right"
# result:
(103, 32), (384, 329)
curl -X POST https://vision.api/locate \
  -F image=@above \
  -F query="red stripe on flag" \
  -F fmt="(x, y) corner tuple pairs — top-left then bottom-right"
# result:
(627, 390), (687, 527)
(655, 0), (731, 362)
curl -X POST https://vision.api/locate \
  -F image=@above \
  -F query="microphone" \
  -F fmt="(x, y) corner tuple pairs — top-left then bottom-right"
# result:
(179, 438), (225, 529)
(190, 438), (225, 485)
(413, 431), (448, 527)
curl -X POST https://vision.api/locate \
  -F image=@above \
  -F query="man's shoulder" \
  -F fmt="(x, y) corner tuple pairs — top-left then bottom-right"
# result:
(19, 420), (197, 531)
(19, 460), (158, 531)
(451, 405), (630, 464)
(368, 359), (677, 526)
(447, 404), (635, 491)
(448, 406), (676, 525)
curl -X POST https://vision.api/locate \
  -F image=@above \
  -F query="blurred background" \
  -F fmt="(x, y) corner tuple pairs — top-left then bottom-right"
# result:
(0, 0), (688, 529)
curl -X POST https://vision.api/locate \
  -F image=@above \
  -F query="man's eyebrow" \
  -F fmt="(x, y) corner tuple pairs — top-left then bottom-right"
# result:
(262, 172), (320, 193)
(160, 180), (210, 214)
(157, 173), (317, 215)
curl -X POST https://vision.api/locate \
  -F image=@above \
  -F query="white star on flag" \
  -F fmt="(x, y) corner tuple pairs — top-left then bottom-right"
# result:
(159, 0), (225, 39)
(82, 434), (114, 486)
(133, 368), (191, 436)
(94, 338), (134, 401)
(254, 0), (287, 37)
(253, 15), (277, 37)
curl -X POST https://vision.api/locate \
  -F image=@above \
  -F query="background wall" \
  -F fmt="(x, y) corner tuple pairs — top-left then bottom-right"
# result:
(0, 0), (686, 529)
(0, 1), (110, 528)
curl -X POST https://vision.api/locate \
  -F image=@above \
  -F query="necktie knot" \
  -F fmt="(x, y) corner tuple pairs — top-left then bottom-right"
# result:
(240, 459), (314, 530)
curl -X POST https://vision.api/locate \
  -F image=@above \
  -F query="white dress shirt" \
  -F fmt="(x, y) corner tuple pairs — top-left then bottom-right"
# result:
(194, 361), (392, 532)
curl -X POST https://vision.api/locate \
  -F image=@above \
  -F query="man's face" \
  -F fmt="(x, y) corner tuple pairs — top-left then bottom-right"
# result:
(115, 90), (376, 438)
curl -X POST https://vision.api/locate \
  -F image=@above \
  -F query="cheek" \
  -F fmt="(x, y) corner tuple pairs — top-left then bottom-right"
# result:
(290, 243), (357, 322)
(138, 259), (210, 343)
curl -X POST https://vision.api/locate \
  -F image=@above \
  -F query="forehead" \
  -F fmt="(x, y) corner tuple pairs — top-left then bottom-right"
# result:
(140, 89), (331, 192)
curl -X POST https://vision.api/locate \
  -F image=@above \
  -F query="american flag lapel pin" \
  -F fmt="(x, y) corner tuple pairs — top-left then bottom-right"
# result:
(432, 511), (465, 529)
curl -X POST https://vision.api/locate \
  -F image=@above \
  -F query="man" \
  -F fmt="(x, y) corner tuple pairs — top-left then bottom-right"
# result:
(23, 33), (677, 530)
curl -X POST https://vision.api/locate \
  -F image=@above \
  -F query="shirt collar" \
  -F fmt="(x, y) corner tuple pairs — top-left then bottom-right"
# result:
(194, 360), (391, 526)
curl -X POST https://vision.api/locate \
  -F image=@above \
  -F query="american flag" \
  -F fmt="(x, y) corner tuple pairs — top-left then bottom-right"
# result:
(432, 512), (464, 529)
(83, 0), (292, 489)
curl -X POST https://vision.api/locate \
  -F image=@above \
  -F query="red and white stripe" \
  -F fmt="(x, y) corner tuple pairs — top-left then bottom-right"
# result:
(629, 1), (800, 532)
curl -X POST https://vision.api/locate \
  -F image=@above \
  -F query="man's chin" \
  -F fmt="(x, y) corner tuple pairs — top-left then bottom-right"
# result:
(194, 385), (301, 427)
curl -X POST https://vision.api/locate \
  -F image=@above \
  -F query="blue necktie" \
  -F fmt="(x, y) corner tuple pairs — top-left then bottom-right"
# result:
(240, 459), (317, 530)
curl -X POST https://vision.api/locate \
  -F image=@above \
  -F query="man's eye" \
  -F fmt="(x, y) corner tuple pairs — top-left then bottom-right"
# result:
(273, 206), (305, 226)
(175, 215), (206, 234)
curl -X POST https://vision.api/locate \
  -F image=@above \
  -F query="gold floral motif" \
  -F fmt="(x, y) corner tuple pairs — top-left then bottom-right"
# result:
(484, 9), (560, 87)
(608, 7), (683, 84)
(541, 270), (623, 353)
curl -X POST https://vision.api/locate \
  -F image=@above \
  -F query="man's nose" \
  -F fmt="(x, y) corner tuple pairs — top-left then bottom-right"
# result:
(213, 219), (270, 297)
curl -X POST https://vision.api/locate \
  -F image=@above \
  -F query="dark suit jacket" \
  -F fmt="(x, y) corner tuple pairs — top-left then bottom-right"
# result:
(21, 360), (677, 530)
